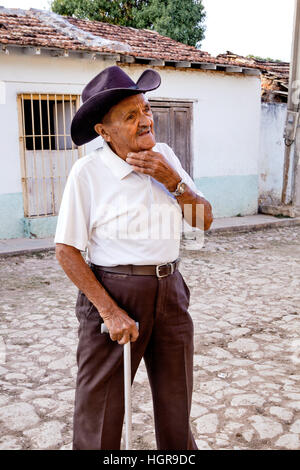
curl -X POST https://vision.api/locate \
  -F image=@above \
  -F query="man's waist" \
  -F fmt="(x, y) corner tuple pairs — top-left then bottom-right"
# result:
(90, 258), (180, 279)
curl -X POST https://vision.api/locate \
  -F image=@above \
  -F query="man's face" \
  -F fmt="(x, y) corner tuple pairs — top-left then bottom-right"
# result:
(94, 93), (155, 159)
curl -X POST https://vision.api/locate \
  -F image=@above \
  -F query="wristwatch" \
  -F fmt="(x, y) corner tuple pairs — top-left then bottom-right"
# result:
(171, 179), (187, 197)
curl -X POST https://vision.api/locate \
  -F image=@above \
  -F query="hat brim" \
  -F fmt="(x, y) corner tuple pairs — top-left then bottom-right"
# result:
(71, 69), (161, 146)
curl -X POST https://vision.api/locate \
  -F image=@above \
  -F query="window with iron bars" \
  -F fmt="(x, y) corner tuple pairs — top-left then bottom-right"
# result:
(17, 93), (85, 217)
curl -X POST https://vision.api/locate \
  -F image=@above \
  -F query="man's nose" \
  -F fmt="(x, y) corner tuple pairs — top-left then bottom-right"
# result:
(138, 112), (152, 127)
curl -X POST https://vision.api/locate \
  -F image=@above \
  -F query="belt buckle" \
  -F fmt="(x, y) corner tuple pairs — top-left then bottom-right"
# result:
(156, 262), (174, 279)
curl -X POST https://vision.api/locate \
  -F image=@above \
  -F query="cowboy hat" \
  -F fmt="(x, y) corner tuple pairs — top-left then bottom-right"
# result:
(71, 65), (161, 146)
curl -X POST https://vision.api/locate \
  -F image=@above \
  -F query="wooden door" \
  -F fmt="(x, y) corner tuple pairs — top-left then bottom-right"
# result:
(150, 101), (192, 175)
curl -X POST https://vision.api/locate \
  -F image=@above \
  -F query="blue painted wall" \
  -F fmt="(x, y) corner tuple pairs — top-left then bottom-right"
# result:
(0, 193), (24, 239)
(0, 192), (57, 239)
(195, 175), (258, 218)
(23, 216), (58, 239)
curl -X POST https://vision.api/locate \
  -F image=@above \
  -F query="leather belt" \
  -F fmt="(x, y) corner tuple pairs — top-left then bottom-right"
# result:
(91, 258), (180, 279)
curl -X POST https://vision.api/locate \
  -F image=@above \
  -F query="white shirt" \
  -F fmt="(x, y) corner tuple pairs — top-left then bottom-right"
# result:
(54, 141), (204, 266)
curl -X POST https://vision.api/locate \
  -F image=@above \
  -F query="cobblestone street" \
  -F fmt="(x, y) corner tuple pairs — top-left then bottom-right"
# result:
(0, 225), (299, 450)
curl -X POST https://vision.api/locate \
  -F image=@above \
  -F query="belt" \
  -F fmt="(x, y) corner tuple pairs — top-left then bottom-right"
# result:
(91, 258), (180, 279)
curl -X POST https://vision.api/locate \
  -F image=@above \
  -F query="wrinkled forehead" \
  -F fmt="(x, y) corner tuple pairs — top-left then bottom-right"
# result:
(107, 93), (150, 120)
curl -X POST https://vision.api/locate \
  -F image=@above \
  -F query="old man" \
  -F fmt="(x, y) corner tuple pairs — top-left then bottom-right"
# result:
(55, 66), (213, 450)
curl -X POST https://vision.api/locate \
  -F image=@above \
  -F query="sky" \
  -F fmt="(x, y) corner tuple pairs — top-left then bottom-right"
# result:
(0, 0), (296, 62)
(201, 0), (295, 62)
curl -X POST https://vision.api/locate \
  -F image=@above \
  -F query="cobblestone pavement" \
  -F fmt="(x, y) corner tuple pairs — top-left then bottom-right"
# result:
(0, 226), (299, 450)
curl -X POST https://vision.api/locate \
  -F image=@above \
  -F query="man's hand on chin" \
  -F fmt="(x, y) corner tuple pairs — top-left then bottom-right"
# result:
(126, 150), (180, 192)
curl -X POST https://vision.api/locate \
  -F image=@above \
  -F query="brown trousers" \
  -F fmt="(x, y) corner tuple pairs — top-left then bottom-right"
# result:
(73, 266), (198, 450)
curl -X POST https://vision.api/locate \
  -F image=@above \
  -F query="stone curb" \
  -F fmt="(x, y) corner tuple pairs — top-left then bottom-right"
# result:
(206, 216), (300, 235)
(0, 245), (56, 258)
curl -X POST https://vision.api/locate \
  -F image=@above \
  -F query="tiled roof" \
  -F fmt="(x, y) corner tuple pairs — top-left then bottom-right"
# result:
(217, 52), (289, 102)
(66, 16), (212, 63)
(0, 7), (260, 75)
(0, 8), (124, 54)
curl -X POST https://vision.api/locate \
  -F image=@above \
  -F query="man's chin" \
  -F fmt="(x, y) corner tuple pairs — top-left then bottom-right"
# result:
(136, 134), (156, 150)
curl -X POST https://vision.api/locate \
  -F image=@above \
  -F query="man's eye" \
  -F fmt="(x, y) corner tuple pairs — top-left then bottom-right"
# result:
(126, 114), (134, 120)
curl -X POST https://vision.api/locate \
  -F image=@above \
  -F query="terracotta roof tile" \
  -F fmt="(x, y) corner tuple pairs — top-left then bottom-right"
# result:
(66, 16), (211, 62)
(0, 8), (259, 70)
(0, 10), (123, 54)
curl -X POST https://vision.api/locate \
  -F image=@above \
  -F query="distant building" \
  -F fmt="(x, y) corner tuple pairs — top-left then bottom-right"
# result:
(217, 51), (289, 103)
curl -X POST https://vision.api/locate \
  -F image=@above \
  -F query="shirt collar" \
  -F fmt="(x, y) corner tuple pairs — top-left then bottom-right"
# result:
(99, 141), (134, 180)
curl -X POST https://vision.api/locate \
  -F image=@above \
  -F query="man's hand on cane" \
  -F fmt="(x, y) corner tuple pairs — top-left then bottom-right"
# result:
(101, 305), (139, 345)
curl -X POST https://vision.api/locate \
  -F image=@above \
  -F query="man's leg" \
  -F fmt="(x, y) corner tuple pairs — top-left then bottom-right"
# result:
(143, 270), (198, 450)
(73, 311), (125, 450)
(73, 271), (158, 450)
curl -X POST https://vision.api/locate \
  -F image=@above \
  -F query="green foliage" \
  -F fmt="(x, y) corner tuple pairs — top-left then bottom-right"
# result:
(51, 0), (206, 47)
(51, 0), (142, 26)
(133, 0), (206, 47)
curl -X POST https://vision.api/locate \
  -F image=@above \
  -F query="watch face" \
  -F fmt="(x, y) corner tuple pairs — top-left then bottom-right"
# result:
(179, 182), (186, 194)
(172, 180), (186, 196)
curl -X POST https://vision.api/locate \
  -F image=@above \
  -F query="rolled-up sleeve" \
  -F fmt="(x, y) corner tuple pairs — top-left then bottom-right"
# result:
(54, 165), (91, 251)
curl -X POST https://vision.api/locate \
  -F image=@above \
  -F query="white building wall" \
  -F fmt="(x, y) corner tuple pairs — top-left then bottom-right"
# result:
(259, 102), (289, 206)
(0, 52), (261, 237)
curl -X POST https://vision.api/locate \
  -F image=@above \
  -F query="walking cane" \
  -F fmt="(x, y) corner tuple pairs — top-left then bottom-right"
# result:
(101, 321), (139, 450)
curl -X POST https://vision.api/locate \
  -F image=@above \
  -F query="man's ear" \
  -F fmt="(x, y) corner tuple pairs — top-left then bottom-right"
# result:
(94, 123), (111, 142)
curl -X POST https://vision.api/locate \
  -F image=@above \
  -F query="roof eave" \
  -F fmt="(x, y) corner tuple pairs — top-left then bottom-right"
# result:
(0, 43), (261, 76)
